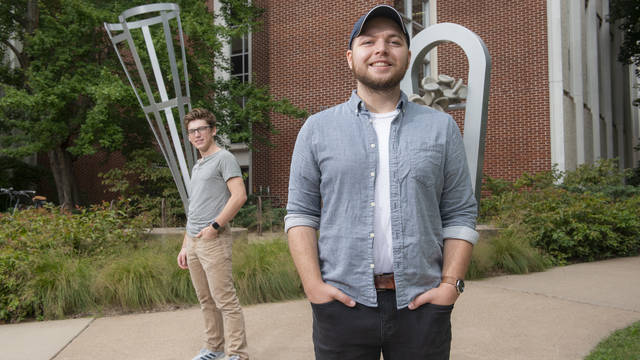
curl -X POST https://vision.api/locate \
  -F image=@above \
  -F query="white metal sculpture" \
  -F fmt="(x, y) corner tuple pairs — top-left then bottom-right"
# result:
(104, 3), (195, 212)
(400, 23), (491, 200)
(408, 74), (468, 112)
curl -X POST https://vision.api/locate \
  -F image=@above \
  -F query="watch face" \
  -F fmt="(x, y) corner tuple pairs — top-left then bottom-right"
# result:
(456, 279), (465, 294)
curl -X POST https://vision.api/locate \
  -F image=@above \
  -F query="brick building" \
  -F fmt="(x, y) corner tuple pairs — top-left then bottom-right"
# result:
(26, 0), (638, 205)
(230, 0), (640, 205)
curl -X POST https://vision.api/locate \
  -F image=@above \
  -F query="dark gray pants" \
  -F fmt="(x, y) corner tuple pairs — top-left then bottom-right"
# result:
(311, 290), (453, 360)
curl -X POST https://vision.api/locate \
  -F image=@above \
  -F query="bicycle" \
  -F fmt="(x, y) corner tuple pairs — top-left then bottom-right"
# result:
(0, 188), (47, 215)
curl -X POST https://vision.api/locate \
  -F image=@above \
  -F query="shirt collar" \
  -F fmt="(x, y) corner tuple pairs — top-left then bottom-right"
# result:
(348, 90), (409, 115)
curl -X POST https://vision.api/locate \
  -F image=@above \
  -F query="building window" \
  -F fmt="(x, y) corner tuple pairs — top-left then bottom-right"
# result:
(227, 0), (252, 105)
(395, 0), (430, 37)
(229, 33), (252, 194)
(231, 35), (250, 84)
(395, 0), (431, 82)
(212, 0), (253, 193)
(231, 33), (250, 109)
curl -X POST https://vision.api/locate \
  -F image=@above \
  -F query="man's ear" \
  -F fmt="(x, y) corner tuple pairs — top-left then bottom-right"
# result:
(346, 50), (353, 70)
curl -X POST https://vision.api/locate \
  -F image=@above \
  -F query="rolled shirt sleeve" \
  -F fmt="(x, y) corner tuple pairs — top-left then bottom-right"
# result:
(285, 118), (322, 233)
(439, 117), (479, 245)
(284, 213), (320, 233)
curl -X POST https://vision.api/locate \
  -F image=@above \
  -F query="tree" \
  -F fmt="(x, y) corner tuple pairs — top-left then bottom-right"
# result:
(609, 0), (640, 183)
(0, 0), (305, 209)
(608, 0), (640, 106)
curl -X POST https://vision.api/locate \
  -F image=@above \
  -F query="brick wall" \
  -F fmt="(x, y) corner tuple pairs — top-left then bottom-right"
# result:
(38, 150), (125, 205)
(252, 1), (552, 204)
(438, 0), (551, 181)
(73, 151), (125, 204)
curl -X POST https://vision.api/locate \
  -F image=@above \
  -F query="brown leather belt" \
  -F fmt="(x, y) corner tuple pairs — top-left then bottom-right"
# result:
(374, 273), (395, 291)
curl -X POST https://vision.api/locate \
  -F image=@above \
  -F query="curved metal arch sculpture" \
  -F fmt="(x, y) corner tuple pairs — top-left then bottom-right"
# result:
(400, 23), (491, 200)
(105, 3), (195, 212)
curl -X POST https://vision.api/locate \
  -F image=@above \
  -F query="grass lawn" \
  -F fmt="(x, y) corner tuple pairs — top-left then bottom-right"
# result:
(585, 321), (640, 360)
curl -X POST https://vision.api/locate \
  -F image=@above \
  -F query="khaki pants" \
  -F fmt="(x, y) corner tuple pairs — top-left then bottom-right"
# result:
(187, 228), (248, 359)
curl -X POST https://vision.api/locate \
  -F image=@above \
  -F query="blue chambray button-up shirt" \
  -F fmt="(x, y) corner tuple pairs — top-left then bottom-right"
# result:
(285, 91), (478, 308)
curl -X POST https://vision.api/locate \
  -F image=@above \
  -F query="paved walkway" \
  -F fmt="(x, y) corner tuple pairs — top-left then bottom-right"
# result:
(2, 256), (639, 360)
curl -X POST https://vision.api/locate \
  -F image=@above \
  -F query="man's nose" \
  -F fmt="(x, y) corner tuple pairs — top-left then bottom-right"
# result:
(373, 39), (388, 54)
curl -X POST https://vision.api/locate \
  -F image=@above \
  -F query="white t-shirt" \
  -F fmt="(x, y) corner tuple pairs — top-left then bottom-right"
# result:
(370, 109), (399, 274)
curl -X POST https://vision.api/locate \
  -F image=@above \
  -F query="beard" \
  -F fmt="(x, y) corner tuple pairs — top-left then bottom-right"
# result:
(351, 62), (407, 91)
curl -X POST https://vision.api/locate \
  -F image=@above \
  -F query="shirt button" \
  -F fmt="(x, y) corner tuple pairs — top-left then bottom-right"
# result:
(370, 233), (375, 238)
(370, 264), (375, 269)
(370, 172), (375, 177)
(370, 143), (376, 148)
(370, 202), (375, 207)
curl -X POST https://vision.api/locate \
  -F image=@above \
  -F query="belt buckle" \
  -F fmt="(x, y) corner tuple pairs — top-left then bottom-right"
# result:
(374, 273), (395, 291)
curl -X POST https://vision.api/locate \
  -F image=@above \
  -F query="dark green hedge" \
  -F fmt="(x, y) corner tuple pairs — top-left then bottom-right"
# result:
(480, 159), (640, 264)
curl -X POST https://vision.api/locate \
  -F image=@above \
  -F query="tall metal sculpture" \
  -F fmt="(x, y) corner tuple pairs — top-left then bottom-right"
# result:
(400, 23), (491, 200)
(104, 3), (194, 212)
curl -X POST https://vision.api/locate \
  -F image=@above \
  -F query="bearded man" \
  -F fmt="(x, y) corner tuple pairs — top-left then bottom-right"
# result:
(285, 5), (478, 359)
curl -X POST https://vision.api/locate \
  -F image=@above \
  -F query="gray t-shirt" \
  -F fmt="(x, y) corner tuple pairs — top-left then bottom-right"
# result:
(186, 149), (242, 237)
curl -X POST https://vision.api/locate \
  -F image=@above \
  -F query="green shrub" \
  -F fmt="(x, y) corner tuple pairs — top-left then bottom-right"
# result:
(465, 226), (551, 280)
(100, 148), (185, 227)
(233, 203), (258, 229)
(232, 197), (285, 231)
(97, 248), (171, 310)
(0, 204), (147, 322)
(27, 253), (96, 319)
(561, 159), (640, 200)
(163, 242), (198, 304)
(466, 240), (495, 280)
(562, 159), (628, 188)
(526, 191), (640, 263)
(232, 239), (303, 305)
(480, 159), (640, 264)
(0, 203), (148, 256)
(0, 251), (30, 322)
(0, 208), (303, 322)
(490, 226), (550, 274)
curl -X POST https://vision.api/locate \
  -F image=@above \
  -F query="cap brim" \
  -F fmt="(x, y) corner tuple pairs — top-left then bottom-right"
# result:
(350, 5), (409, 49)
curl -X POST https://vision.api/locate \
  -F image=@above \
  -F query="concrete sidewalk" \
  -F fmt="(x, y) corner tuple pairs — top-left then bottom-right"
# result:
(2, 256), (639, 360)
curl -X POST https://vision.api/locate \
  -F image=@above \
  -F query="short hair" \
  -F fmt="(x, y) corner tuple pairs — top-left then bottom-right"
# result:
(184, 108), (216, 128)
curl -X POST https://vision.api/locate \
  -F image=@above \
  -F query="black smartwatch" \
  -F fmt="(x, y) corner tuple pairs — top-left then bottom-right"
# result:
(210, 221), (220, 230)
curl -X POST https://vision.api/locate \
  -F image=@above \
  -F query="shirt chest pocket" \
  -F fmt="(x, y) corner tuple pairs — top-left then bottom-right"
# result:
(409, 145), (443, 187)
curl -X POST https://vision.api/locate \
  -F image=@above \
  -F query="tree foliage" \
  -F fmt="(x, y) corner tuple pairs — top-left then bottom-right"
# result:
(480, 159), (640, 265)
(608, 0), (640, 107)
(0, 0), (306, 207)
(609, 0), (640, 69)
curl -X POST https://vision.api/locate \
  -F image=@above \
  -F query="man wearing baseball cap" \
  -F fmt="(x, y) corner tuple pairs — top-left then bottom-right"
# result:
(286, 4), (478, 359)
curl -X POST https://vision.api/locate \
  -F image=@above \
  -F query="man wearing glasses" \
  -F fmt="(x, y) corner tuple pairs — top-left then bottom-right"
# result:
(177, 108), (249, 360)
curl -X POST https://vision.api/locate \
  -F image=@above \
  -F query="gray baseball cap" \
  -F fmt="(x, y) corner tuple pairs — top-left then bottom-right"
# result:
(348, 5), (410, 50)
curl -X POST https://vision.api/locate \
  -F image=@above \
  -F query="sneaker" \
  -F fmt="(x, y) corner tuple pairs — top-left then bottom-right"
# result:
(192, 348), (225, 360)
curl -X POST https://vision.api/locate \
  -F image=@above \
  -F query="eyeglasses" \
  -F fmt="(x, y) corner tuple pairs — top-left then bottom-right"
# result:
(187, 125), (212, 136)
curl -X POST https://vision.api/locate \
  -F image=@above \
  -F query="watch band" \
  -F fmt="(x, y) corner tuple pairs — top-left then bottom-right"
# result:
(210, 221), (220, 230)
(441, 276), (457, 286)
(441, 276), (464, 295)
